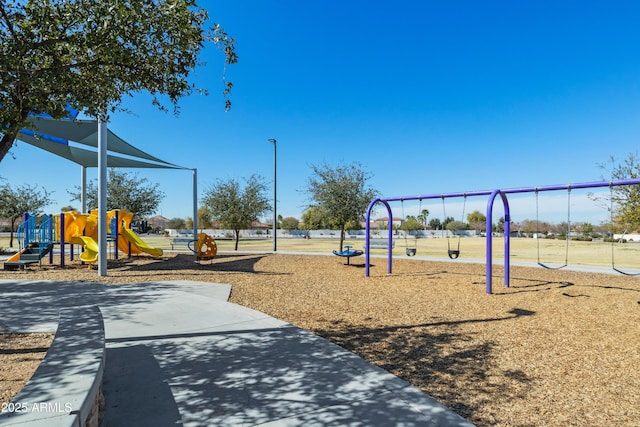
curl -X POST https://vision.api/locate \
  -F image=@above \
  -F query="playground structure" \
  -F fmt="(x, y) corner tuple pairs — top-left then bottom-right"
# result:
(364, 178), (640, 293)
(189, 232), (218, 261)
(332, 245), (364, 265)
(3, 209), (163, 270)
(3, 213), (55, 270)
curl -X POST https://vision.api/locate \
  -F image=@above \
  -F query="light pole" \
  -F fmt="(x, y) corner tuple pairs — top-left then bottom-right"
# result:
(268, 138), (277, 252)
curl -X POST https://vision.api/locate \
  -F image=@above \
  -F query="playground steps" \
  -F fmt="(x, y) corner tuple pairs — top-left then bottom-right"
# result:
(3, 242), (54, 270)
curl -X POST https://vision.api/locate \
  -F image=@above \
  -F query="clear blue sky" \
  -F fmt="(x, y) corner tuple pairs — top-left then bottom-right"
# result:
(2, 1), (640, 225)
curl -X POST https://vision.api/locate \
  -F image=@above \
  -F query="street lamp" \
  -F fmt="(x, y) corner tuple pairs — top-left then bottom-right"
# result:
(268, 138), (277, 252)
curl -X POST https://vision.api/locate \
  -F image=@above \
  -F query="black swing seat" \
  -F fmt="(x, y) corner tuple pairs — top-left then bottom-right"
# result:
(406, 248), (416, 256)
(448, 249), (460, 259)
(537, 262), (567, 270)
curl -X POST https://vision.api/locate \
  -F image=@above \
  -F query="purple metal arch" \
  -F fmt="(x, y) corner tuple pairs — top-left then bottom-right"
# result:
(364, 192), (494, 276)
(485, 190), (510, 294)
(365, 198), (394, 276)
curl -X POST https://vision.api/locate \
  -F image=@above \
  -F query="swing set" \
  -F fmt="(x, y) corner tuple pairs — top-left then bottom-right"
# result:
(363, 178), (640, 293)
(399, 195), (468, 258)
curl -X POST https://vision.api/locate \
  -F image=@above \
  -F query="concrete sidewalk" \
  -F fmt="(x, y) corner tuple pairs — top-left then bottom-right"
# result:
(0, 279), (474, 426)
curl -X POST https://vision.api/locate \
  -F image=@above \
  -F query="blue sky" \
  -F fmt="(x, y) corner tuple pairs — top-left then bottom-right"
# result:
(2, 1), (640, 225)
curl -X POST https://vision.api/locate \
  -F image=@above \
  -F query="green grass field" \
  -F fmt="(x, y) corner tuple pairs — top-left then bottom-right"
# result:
(2, 233), (639, 269)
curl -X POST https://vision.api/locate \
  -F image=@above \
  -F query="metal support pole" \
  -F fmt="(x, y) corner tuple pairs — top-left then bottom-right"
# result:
(193, 168), (198, 251)
(60, 213), (65, 267)
(268, 139), (277, 252)
(98, 115), (107, 276)
(81, 166), (87, 213)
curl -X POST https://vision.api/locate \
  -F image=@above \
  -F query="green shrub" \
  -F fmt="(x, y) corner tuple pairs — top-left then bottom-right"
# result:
(604, 237), (627, 243)
(571, 236), (593, 242)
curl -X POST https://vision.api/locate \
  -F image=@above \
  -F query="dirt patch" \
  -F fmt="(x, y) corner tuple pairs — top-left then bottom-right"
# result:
(0, 333), (54, 408)
(1, 253), (639, 426)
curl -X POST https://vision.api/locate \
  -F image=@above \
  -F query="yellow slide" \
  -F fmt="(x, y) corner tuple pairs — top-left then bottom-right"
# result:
(119, 228), (163, 257)
(5, 247), (28, 263)
(63, 209), (162, 260)
(60, 211), (88, 243)
(70, 235), (99, 263)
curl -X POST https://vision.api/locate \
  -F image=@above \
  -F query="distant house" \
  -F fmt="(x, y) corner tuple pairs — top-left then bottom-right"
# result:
(375, 217), (403, 229)
(360, 220), (381, 230)
(146, 215), (169, 230)
(251, 221), (271, 230)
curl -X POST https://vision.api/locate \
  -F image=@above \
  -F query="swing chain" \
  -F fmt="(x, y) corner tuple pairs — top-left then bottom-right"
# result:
(535, 187), (570, 269)
(441, 194), (465, 259)
(609, 183), (640, 275)
(401, 198), (417, 256)
(461, 193), (467, 223)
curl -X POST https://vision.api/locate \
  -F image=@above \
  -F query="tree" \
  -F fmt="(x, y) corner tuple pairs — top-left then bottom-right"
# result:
(198, 206), (213, 229)
(592, 152), (640, 232)
(519, 219), (544, 235)
(553, 221), (570, 236)
(0, 182), (52, 247)
(442, 216), (455, 230)
(300, 206), (331, 230)
(305, 162), (378, 251)
(0, 0), (237, 163)
(466, 210), (486, 232)
(185, 206), (214, 230)
(69, 169), (164, 218)
(445, 220), (467, 233)
(578, 222), (595, 236)
(344, 219), (362, 230)
(399, 215), (422, 234)
(202, 174), (270, 250)
(417, 209), (429, 227)
(280, 216), (300, 231)
(493, 216), (506, 233)
(167, 218), (186, 230)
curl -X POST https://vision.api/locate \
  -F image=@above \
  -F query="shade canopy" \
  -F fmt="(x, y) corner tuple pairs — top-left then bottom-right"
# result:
(19, 116), (184, 169)
(18, 132), (182, 169)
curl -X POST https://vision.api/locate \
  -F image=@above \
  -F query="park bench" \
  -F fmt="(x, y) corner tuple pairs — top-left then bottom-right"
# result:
(367, 239), (395, 250)
(170, 237), (195, 250)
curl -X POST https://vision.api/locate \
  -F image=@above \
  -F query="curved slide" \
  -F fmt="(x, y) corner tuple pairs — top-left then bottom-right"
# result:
(61, 212), (87, 243)
(70, 236), (99, 263)
(118, 228), (163, 257)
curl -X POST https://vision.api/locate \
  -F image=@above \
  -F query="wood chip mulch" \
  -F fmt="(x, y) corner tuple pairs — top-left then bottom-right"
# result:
(1, 253), (639, 426)
(0, 332), (54, 408)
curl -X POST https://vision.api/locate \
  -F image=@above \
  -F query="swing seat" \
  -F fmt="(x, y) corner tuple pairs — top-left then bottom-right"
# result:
(406, 248), (416, 256)
(448, 249), (460, 259)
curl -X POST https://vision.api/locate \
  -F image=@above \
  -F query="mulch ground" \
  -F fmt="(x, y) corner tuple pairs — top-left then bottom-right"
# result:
(0, 332), (54, 408)
(1, 252), (639, 426)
